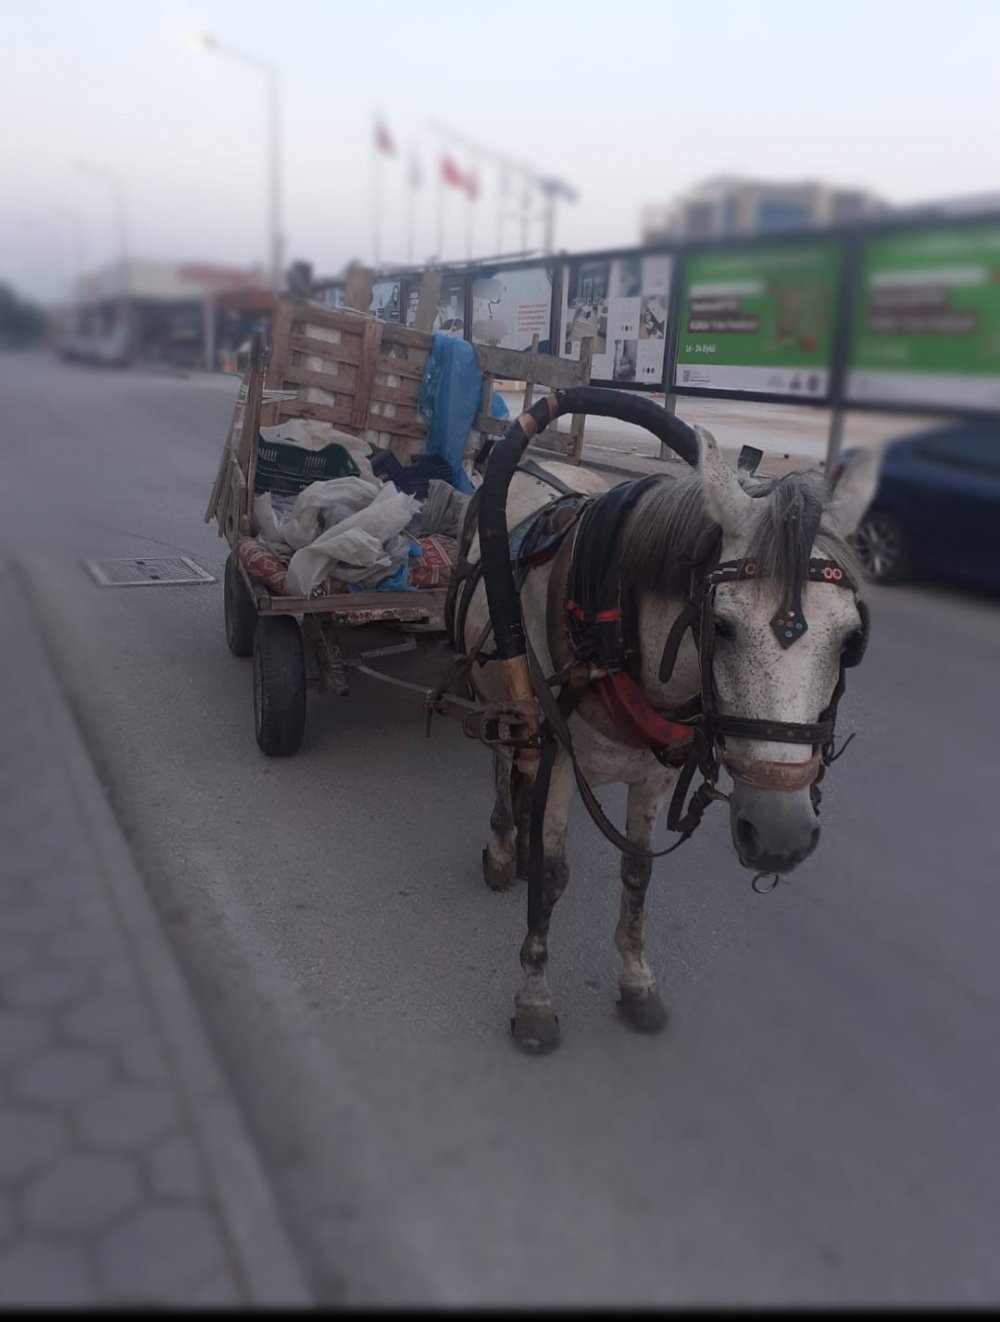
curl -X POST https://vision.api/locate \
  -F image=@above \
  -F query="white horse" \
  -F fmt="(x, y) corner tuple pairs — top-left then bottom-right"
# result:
(459, 426), (877, 1051)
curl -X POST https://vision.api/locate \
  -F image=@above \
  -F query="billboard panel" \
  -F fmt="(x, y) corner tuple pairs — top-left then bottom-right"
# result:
(371, 279), (403, 323)
(405, 274), (467, 336)
(846, 222), (1000, 410)
(470, 265), (553, 353)
(673, 240), (841, 400)
(559, 253), (672, 388)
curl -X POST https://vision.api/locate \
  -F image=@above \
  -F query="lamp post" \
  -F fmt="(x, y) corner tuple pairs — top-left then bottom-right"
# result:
(195, 32), (283, 297)
(50, 207), (86, 303)
(77, 162), (129, 296)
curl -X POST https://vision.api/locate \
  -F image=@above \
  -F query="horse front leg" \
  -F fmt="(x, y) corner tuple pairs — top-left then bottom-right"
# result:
(511, 753), (575, 1054)
(483, 752), (516, 890)
(615, 776), (673, 1033)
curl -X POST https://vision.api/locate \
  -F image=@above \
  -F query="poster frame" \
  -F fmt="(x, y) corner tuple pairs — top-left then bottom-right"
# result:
(839, 209), (1000, 418)
(556, 243), (677, 392)
(670, 230), (849, 410)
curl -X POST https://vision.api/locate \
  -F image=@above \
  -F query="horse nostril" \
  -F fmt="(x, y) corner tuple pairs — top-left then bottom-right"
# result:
(736, 817), (758, 855)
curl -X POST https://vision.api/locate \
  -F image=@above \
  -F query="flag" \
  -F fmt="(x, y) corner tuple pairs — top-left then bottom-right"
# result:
(441, 155), (467, 190)
(465, 169), (479, 202)
(374, 120), (396, 155)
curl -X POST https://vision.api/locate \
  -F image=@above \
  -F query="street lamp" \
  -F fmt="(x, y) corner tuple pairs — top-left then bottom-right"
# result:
(77, 162), (129, 296)
(194, 31), (283, 297)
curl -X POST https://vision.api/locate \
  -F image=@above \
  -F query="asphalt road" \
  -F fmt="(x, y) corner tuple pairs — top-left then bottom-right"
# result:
(3, 351), (1000, 1305)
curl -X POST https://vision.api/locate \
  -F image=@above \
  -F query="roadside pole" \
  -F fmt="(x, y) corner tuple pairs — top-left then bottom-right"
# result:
(659, 392), (678, 461)
(824, 404), (846, 475)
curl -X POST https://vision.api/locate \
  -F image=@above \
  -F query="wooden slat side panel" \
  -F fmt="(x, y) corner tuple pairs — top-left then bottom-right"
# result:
(370, 376), (422, 406)
(270, 398), (356, 427)
(371, 354), (426, 382)
(472, 414), (507, 438)
(287, 332), (363, 367)
(380, 323), (433, 352)
(284, 300), (370, 333)
(281, 363), (348, 392)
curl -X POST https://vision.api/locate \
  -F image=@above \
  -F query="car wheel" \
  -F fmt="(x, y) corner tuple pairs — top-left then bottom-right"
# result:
(853, 510), (909, 584)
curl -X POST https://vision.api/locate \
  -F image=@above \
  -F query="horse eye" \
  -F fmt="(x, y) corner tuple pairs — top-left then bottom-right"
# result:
(713, 615), (735, 640)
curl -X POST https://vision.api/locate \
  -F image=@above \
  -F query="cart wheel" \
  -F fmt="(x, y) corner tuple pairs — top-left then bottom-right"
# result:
(224, 553), (257, 657)
(253, 616), (306, 756)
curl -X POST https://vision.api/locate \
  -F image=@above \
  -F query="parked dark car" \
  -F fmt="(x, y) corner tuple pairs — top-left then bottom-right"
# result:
(835, 422), (1000, 591)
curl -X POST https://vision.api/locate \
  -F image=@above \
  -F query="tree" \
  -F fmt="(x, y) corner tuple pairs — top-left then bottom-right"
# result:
(0, 284), (45, 347)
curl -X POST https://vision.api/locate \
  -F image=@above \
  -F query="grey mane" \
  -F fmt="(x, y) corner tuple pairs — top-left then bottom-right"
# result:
(619, 469), (865, 599)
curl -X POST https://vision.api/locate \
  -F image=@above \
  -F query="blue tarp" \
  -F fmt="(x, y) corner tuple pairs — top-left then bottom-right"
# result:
(417, 334), (508, 493)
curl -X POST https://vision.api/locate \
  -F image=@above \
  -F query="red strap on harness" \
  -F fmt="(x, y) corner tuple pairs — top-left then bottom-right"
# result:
(565, 599), (622, 625)
(594, 672), (694, 754)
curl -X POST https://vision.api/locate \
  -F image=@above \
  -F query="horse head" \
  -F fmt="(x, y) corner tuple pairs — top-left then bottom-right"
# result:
(696, 426), (878, 875)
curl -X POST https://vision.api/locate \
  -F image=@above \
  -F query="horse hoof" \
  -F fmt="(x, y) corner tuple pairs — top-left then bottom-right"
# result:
(482, 848), (513, 892)
(616, 987), (668, 1034)
(510, 1005), (560, 1054)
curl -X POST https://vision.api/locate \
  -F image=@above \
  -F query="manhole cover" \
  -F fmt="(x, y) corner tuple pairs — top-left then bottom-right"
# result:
(84, 556), (216, 587)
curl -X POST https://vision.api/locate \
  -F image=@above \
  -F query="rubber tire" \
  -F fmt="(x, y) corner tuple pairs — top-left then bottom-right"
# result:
(224, 553), (257, 657)
(852, 510), (910, 585)
(252, 616), (306, 756)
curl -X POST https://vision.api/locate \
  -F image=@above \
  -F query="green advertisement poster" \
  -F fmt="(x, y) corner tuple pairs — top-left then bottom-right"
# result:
(674, 241), (840, 398)
(847, 222), (1000, 409)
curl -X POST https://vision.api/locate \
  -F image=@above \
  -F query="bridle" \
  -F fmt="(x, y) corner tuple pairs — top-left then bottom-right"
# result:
(669, 552), (870, 818)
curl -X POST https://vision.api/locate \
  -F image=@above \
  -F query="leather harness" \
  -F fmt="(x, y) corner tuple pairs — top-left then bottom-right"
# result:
(443, 466), (870, 923)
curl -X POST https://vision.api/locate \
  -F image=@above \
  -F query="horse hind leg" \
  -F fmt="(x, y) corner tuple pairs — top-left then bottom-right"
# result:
(615, 778), (671, 1033)
(483, 753), (516, 890)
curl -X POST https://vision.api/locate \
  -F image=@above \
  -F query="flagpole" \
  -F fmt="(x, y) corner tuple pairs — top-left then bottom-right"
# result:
(437, 163), (445, 261)
(407, 145), (416, 266)
(373, 115), (381, 267)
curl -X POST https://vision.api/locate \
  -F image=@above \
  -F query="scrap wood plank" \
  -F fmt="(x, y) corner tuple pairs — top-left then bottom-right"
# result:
(238, 335), (266, 500)
(473, 344), (583, 390)
(349, 317), (385, 429)
(566, 335), (593, 464)
(265, 302), (294, 391)
(204, 376), (247, 523)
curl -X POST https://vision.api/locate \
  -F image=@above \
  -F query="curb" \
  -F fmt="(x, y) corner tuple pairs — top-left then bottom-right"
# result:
(7, 565), (314, 1307)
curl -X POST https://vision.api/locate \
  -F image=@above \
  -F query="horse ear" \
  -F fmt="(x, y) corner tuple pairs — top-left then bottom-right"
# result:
(696, 425), (752, 535)
(827, 446), (881, 538)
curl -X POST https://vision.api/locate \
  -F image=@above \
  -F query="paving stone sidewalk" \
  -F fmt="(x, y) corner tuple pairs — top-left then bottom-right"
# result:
(0, 565), (311, 1306)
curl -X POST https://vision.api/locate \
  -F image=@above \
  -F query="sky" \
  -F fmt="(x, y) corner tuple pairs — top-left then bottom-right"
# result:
(2, 0), (997, 302)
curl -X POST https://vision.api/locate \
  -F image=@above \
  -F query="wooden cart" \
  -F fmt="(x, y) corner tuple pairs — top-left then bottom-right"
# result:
(205, 294), (592, 755)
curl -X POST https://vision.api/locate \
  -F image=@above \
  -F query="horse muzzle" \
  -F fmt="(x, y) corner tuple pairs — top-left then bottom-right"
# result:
(728, 775), (821, 875)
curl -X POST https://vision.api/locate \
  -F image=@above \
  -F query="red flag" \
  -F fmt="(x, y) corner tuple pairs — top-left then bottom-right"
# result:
(441, 155), (467, 190)
(375, 120), (396, 155)
(465, 169), (479, 202)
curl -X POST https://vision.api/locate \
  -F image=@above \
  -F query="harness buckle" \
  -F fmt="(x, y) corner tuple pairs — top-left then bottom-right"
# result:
(462, 701), (542, 755)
